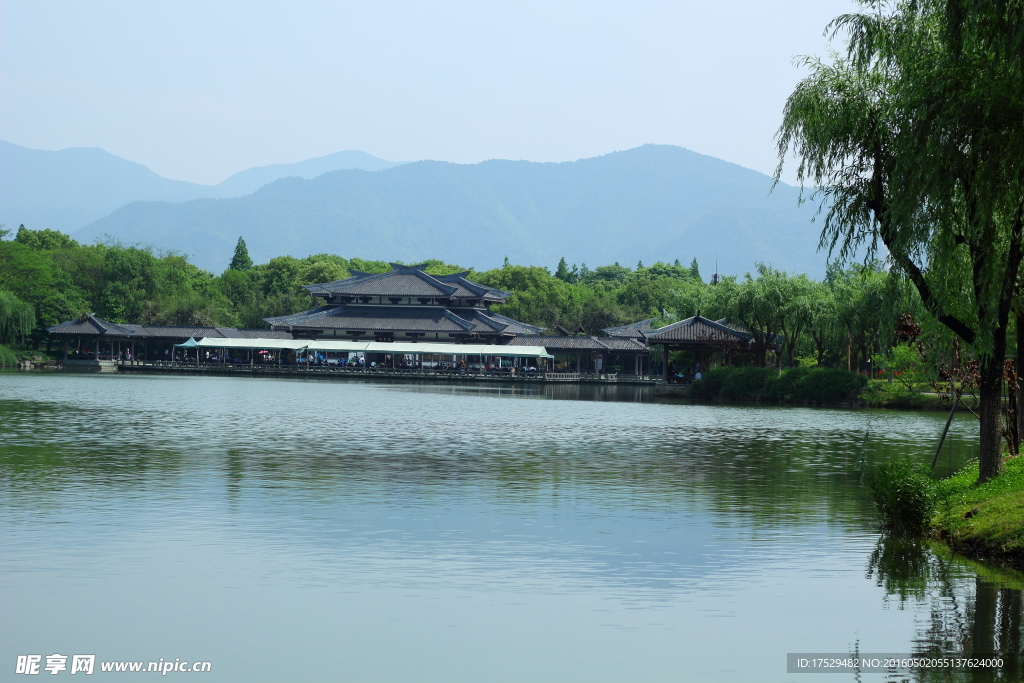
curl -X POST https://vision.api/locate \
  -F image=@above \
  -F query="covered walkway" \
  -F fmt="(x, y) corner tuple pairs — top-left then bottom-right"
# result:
(167, 337), (554, 376)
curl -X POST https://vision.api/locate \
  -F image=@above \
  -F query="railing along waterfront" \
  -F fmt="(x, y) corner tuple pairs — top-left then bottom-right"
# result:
(104, 360), (651, 383)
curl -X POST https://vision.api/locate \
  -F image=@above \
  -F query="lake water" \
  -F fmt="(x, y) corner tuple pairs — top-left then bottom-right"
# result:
(1, 372), (1021, 682)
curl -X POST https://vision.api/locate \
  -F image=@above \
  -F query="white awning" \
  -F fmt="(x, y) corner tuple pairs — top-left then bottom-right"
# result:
(195, 337), (551, 358)
(195, 338), (309, 350)
(304, 340), (371, 352)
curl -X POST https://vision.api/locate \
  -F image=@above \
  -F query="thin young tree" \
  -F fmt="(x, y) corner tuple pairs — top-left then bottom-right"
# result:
(776, 0), (1024, 482)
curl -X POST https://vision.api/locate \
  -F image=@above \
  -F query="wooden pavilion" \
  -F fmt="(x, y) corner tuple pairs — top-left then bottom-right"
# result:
(640, 314), (765, 382)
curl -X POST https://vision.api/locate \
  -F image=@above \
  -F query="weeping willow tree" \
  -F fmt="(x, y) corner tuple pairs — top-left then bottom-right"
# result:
(776, 0), (1024, 482)
(0, 290), (35, 346)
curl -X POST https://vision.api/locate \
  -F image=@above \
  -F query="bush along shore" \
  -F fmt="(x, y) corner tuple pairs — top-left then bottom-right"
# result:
(682, 365), (982, 412)
(688, 366), (868, 405)
(872, 455), (1024, 568)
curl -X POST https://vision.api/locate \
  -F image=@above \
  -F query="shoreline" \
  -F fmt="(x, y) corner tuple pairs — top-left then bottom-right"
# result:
(656, 390), (978, 412)
(5, 366), (983, 413)
(932, 454), (1024, 569)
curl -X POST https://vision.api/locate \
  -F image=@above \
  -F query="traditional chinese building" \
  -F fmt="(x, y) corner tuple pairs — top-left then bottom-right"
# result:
(264, 263), (543, 343)
(639, 313), (785, 381)
(45, 313), (292, 361)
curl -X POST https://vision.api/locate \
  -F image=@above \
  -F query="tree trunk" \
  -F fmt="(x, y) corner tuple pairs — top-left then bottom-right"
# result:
(1017, 311), (1024, 451)
(977, 352), (1006, 483)
(1008, 360), (1020, 455)
(753, 340), (767, 367)
(846, 330), (852, 372)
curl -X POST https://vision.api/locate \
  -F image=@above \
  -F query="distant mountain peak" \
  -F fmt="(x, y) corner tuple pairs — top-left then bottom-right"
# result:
(212, 150), (400, 197)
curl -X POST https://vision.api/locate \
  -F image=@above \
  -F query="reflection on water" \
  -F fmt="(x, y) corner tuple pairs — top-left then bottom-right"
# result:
(0, 372), (1013, 682)
(868, 535), (1023, 682)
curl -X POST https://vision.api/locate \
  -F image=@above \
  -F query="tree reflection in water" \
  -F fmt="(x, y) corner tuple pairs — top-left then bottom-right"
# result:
(868, 535), (1022, 682)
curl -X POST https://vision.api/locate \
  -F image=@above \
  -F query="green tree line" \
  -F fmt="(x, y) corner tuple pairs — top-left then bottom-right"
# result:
(1, 226), (933, 373)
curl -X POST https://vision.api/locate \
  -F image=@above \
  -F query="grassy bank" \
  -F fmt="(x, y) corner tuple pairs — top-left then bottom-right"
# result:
(933, 455), (1024, 568)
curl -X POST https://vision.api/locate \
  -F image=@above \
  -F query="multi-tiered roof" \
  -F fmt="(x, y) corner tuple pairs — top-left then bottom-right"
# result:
(265, 263), (543, 342)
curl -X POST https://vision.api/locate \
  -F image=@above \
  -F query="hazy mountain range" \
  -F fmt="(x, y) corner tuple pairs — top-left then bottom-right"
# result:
(0, 140), (399, 232)
(1, 141), (829, 277)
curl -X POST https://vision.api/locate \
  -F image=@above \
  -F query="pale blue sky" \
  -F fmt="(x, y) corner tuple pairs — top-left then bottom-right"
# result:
(1, 0), (855, 185)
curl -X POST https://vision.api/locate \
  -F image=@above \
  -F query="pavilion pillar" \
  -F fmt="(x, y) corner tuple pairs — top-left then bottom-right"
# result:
(94, 338), (99, 359)
(661, 345), (668, 383)
(575, 353), (581, 373)
(63, 339), (68, 360)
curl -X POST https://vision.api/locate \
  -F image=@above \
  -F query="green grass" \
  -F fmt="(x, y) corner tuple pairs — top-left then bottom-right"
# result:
(861, 379), (981, 411)
(933, 454), (1024, 567)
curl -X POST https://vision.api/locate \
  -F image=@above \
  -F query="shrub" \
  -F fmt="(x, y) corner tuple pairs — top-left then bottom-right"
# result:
(764, 366), (810, 401)
(689, 367), (730, 399)
(875, 342), (927, 393)
(719, 366), (775, 401)
(870, 460), (937, 534)
(861, 381), (929, 408)
(688, 366), (867, 404)
(796, 368), (866, 403)
(0, 345), (19, 367)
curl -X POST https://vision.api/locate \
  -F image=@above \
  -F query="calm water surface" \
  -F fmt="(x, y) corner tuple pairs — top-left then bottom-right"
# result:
(1, 372), (1020, 682)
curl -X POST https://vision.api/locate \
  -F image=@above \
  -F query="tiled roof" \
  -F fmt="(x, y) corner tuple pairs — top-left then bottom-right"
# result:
(449, 309), (505, 333)
(47, 314), (289, 340)
(268, 302), (540, 337)
(305, 264), (509, 302)
(507, 336), (646, 351)
(433, 272), (510, 300)
(642, 316), (752, 343)
(482, 311), (545, 335)
(444, 309), (541, 336)
(234, 329), (292, 339)
(266, 305), (478, 333)
(147, 326), (228, 339)
(47, 315), (141, 337)
(603, 318), (656, 338)
(597, 337), (649, 351)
